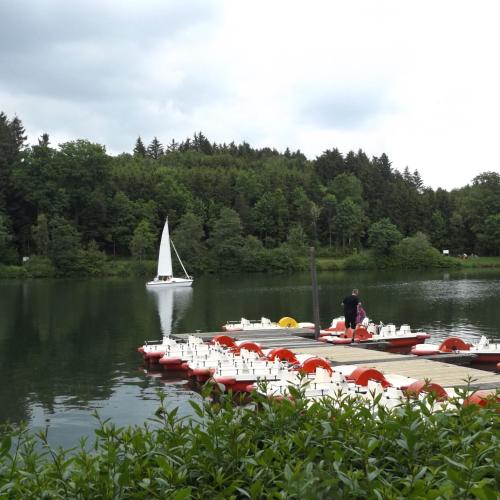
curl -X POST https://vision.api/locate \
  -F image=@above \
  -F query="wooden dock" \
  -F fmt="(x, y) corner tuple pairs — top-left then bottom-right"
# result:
(173, 329), (499, 390)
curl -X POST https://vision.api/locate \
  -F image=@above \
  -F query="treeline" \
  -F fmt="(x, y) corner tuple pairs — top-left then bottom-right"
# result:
(0, 111), (499, 276)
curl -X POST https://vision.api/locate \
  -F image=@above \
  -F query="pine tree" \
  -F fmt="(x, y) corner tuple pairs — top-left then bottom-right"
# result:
(38, 133), (50, 147)
(146, 137), (163, 159)
(133, 137), (146, 157)
(167, 139), (179, 152)
(9, 116), (27, 152)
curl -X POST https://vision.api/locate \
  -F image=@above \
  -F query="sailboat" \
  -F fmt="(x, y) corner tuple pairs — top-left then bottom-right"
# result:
(146, 218), (193, 288)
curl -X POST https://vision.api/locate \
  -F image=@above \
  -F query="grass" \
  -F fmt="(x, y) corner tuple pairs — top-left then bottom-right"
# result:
(457, 256), (500, 268)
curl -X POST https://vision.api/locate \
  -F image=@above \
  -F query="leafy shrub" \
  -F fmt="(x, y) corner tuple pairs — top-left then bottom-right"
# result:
(343, 252), (377, 270)
(0, 264), (25, 279)
(128, 259), (157, 277)
(394, 232), (452, 269)
(0, 389), (498, 498)
(316, 257), (342, 271)
(79, 241), (107, 276)
(24, 256), (56, 278)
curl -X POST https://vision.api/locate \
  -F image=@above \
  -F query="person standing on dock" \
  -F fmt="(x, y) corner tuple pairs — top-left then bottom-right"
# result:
(342, 289), (359, 341)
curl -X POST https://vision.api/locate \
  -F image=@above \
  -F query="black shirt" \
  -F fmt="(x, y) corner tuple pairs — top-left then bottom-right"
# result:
(342, 295), (359, 316)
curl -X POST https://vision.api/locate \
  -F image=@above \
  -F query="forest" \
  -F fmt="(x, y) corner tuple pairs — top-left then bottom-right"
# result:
(0, 111), (499, 277)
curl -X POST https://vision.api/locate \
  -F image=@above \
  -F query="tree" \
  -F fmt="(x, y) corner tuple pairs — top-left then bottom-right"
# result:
(394, 232), (442, 268)
(48, 216), (82, 274)
(133, 137), (146, 157)
(332, 199), (368, 249)
(330, 173), (363, 204)
(0, 113), (27, 207)
(289, 187), (315, 240)
(166, 139), (179, 152)
(285, 224), (307, 256)
(252, 190), (289, 246)
(56, 140), (110, 227)
(319, 194), (337, 247)
(171, 212), (206, 272)
(130, 219), (156, 261)
(33, 213), (50, 256)
(313, 148), (344, 184)
(448, 212), (467, 254)
(208, 208), (244, 270)
(428, 210), (447, 250)
(476, 214), (500, 256)
(38, 133), (50, 148)
(146, 137), (164, 159)
(367, 218), (402, 255)
(0, 211), (14, 262)
(106, 191), (136, 255)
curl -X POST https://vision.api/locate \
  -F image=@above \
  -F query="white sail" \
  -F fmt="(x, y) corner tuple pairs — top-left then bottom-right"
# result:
(157, 219), (173, 277)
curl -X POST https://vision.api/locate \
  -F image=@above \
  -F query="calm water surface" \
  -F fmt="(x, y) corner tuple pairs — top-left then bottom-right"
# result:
(1, 269), (499, 447)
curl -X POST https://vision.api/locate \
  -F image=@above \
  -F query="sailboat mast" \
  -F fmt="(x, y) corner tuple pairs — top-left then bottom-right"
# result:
(170, 239), (190, 279)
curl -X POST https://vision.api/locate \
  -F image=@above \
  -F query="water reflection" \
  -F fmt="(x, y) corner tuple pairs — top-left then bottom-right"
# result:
(147, 287), (193, 336)
(0, 269), (499, 448)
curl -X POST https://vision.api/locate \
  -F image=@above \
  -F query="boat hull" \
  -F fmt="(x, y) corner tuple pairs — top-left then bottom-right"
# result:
(377, 337), (427, 348)
(472, 353), (500, 363)
(146, 278), (193, 288)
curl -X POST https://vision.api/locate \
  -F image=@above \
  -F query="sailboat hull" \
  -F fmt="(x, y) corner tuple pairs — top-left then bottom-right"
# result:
(146, 278), (193, 288)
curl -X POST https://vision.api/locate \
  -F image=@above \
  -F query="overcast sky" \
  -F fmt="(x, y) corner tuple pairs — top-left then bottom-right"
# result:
(1, 0), (499, 190)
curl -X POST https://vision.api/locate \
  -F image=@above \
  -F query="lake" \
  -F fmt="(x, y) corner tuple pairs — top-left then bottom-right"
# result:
(1, 268), (499, 447)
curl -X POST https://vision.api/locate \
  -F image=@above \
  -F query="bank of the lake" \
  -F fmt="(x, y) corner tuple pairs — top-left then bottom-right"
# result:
(2, 255), (500, 280)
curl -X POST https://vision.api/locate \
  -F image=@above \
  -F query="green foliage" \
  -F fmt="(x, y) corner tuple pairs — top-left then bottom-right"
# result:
(0, 390), (498, 498)
(394, 232), (448, 268)
(343, 252), (377, 270)
(429, 210), (447, 250)
(79, 241), (107, 276)
(329, 172), (363, 204)
(0, 212), (17, 264)
(48, 216), (82, 275)
(1, 110), (500, 275)
(0, 264), (25, 278)
(208, 208), (245, 271)
(171, 212), (207, 273)
(23, 255), (56, 278)
(285, 224), (308, 256)
(476, 214), (500, 256)
(367, 218), (403, 255)
(33, 213), (50, 256)
(333, 198), (368, 249)
(130, 220), (156, 261)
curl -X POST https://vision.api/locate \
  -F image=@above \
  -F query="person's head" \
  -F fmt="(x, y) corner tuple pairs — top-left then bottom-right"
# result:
(352, 288), (359, 296)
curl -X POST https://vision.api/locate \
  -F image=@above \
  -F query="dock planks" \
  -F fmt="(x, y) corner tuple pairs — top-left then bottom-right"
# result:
(172, 329), (499, 390)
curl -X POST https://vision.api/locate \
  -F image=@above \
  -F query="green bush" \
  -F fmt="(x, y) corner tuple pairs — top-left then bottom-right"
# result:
(0, 389), (498, 498)
(316, 257), (343, 271)
(79, 241), (107, 276)
(0, 264), (25, 279)
(343, 252), (377, 270)
(128, 259), (157, 277)
(394, 233), (453, 269)
(24, 256), (56, 278)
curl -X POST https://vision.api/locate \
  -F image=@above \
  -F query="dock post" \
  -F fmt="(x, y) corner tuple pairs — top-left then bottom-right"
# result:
(310, 247), (321, 339)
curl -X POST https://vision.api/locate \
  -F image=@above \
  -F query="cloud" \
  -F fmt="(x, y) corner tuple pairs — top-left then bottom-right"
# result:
(0, 0), (499, 189)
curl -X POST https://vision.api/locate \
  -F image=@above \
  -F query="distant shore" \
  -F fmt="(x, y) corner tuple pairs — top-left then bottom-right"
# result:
(1, 255), (500, 280)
